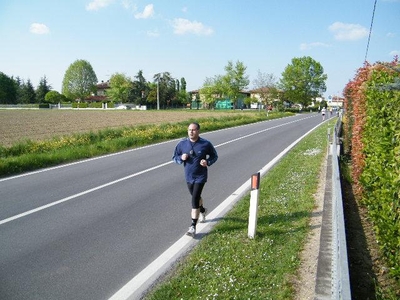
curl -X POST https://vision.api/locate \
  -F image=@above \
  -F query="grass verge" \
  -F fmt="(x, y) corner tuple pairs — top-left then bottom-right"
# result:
(144, 119), (337, 300)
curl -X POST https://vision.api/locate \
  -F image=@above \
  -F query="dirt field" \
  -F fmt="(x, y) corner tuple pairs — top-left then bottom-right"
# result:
(0, 109), (241, 147)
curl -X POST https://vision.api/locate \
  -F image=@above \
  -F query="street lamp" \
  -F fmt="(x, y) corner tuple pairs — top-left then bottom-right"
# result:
(156, 77), (160, 110)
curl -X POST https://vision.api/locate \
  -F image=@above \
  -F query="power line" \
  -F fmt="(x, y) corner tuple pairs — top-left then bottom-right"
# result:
(364, 0), (378, 62)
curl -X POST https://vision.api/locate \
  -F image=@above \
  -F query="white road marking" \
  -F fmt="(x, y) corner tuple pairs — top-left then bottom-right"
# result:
(0, 115), (316, 226)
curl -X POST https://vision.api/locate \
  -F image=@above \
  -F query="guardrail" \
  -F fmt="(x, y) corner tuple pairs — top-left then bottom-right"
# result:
(331, 116), (351, 299)
(315, 115), (351, 299)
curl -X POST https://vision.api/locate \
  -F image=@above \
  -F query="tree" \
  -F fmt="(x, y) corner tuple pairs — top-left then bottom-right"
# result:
(62, 59), (98, 101)
(252, 70), (279, 112)
(279, 56), (327, 107)
(180, 77), (187, 91)
(0, 72), (17, 104)
(153, 72), (176, 108)
(45, 90), (66, 104)
(222, 60), (249, 108)
(106, 73), (132, 103)
(20, 79), (36, 104)
(36, 75), (52, 103)
(200, 75), (225, 109)
(130, 70), (148, 104)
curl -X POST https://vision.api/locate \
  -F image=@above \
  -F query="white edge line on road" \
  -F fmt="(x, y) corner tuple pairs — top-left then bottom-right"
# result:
(0, 140), (176, 183)
(108, 120), (323, 300)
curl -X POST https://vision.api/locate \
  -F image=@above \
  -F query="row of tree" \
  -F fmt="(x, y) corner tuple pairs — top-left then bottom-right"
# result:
(0, 56), (328, 108)
(0, 73), (53, 104)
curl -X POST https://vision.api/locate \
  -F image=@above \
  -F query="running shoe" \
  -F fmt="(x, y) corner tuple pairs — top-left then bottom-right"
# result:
(200, 208), (208, 223)
(186, 225), (196, 237)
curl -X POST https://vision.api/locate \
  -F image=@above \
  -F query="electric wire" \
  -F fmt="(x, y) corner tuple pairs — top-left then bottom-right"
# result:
(364, 0), (378, 62)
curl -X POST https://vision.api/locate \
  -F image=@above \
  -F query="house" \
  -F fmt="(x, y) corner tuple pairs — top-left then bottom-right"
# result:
(86, 81), (110, 102)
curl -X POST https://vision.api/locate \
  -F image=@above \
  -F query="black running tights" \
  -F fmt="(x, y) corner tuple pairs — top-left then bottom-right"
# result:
(186, 182), (205, 209)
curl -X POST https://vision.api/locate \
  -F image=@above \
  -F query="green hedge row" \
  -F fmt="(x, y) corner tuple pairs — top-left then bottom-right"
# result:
(344, 60), (400, 280)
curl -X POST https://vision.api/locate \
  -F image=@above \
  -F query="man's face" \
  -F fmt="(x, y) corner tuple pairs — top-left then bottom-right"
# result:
(188, 124), (199, 141)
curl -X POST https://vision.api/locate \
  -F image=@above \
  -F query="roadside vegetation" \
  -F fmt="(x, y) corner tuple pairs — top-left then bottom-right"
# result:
(0, 111), (292, 177)
(342, 59), (400, 297)
(144, 119), (336, 299)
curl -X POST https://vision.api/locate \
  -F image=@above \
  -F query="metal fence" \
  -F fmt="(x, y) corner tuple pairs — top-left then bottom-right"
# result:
(331, 117), (351, 299)
(315, 116), (351, 300)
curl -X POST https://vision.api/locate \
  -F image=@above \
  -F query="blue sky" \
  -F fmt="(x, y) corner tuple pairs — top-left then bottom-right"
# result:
(1, 0), (399, 99)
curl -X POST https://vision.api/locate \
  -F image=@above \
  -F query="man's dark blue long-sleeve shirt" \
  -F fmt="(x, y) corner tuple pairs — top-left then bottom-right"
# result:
(172, 137), (218, 183)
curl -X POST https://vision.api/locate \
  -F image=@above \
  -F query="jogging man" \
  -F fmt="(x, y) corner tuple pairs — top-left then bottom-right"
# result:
(172, 122), (218, 237)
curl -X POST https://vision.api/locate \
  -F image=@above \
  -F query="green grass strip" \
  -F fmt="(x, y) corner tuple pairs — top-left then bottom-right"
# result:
(145, 119), (337, 300)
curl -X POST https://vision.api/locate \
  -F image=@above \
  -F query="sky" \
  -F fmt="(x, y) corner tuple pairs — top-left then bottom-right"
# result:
(1, 0), (399, 99)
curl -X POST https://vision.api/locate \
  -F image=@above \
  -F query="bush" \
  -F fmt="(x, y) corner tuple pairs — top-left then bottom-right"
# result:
(343, 58), (400, 280)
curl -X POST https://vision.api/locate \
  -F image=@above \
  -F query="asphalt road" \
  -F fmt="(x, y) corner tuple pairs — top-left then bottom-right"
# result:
(0, 112), (328, 300)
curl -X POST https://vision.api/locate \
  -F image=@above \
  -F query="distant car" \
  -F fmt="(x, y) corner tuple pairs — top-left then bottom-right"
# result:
(116, 105), (127, 110)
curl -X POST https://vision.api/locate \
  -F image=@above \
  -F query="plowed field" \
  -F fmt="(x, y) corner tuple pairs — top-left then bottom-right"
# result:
(0, 109), (239, 147)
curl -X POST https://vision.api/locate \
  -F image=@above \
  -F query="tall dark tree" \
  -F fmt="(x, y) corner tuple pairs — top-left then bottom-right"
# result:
(0, 72), (17, 104)
(131, 70), (148, 104)
(153, 72), (176, 108)
(20, 79), (36, 104)
(14, 76), (23, 103)
(36, 75), (52, 103)
(180, 77), (187, 91)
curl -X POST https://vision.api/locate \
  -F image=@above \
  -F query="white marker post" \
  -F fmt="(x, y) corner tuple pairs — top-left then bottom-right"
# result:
(248, 172), (260, 239)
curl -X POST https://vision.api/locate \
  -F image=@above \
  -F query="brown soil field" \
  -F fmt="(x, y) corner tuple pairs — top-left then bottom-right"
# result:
(0, 109), (242, 147)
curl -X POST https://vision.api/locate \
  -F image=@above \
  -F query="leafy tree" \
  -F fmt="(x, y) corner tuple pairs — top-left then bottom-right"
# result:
(252, 70), (279, 111)
(62, 59), (98, 101)
(45, 90), (66, 104)
(200, 76), (226, 108)
(106, 73), (132, 103)
(154, 72), (176, 108)
(146, 82), (158, 107)
(20, 79), (36, 104)
(279, 56), (327, 107)
(0, 72), (17, 104)
(36, 75), (52, 103)
(222, 60), (249, 108)
(175, 77), (189, 107)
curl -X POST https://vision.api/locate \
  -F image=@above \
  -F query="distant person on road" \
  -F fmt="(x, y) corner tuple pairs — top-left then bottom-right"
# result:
(321, 107), (326, 121)
(172, 122), (218, 237)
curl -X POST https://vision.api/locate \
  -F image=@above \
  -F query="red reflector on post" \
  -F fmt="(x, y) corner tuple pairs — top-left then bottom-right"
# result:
(251, 173), (260, 190)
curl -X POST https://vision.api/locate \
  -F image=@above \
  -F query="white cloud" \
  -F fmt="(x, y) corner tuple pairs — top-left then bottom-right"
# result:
(29, 23), (50, 35)
(386, 32), (396, 38)
(86, 0), (114, 11)
(389, 50), (400, 56)
(147, 29), (159, 37)
(300, 42), (330, 51)
(171, 18), (213, 35)
(134, 4), (154, 19)
(329, 22), (369, 41)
